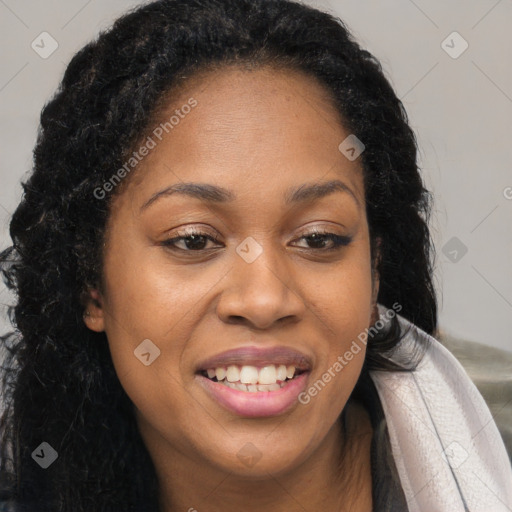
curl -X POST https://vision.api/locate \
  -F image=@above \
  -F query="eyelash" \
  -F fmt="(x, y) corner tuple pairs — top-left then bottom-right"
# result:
(161, 228), (352, 253)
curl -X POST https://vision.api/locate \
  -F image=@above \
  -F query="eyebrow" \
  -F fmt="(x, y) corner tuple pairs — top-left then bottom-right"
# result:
(140, 178), (360, 211)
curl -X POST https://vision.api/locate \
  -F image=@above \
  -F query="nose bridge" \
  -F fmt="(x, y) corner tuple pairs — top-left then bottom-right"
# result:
(216, 236), (304, 328)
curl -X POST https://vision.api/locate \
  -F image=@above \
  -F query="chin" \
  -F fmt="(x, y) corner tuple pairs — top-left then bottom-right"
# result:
(199, 432), (315, 479)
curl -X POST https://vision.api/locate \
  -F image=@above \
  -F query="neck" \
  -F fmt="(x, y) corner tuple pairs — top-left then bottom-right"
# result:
(140, 399), (373, 512)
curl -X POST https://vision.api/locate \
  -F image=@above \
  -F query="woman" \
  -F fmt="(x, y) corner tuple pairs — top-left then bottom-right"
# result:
(0, 0), (510, 510)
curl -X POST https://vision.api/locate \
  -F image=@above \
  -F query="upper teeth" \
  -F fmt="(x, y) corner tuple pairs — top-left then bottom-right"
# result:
(205, 364), (296, 385)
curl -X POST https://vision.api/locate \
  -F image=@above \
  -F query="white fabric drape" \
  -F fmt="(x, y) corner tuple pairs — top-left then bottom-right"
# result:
(370, 304), (512, 512)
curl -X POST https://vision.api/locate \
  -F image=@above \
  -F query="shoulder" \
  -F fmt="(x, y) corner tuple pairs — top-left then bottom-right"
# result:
(437, 330), (512, 462)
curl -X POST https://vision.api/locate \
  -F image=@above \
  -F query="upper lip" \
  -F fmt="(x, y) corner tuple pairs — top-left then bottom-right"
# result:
(196, 345), (313, 372)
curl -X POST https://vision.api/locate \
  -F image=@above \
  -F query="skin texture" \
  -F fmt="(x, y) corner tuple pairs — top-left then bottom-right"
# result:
(84, 66), (378, 512)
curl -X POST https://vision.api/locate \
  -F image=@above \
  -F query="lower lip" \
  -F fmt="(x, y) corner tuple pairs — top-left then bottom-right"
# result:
(196, 372), (309, 417)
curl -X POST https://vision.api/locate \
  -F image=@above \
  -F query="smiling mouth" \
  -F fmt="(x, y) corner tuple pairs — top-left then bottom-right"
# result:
(198, 364), (308, 392)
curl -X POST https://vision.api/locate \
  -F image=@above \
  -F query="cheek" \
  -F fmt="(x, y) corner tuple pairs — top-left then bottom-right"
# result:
(102, 238), (213, 338)
(99, 256), (198, 444)
(99, 239), (229, 420)
(309, 244), (374, 335)
(301, 246), (373, 406)
(98, 246), (188, 395)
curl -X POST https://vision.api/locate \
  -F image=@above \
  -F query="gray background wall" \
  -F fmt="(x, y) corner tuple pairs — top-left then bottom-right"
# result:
(0, 0), (511, 351)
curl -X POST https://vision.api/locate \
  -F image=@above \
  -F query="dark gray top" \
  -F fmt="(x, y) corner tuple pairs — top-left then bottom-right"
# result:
(355, 368), (409, 512)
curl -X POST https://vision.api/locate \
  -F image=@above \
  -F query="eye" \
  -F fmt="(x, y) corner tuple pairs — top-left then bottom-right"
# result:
(292, 230), (352, 251)
(161, 228), (222, 252)
(160, 228), (352, 253)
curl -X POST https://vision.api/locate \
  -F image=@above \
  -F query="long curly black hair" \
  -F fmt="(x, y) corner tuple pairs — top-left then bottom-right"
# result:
(0, 0), (437, 510)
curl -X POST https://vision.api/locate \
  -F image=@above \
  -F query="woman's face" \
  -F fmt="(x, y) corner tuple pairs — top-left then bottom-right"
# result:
(85, 65), (378, 478)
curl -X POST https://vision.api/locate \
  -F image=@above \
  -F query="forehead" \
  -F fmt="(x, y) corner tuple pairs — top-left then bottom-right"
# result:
(117, 64), (365, 210)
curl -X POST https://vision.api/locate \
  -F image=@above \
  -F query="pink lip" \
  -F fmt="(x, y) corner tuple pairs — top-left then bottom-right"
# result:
(196, 345), (312, 372)
(196, 371), (310, 417)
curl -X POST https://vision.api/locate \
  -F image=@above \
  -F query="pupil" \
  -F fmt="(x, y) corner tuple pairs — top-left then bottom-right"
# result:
(308, 233), (326, 248)
(186, 235), (207, 250)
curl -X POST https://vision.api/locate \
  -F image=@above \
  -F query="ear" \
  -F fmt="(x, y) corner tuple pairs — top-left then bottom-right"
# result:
(82, 288), (106, 332)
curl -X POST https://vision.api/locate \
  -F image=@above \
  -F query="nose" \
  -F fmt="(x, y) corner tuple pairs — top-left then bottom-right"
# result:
(216, 241), (305, 330)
